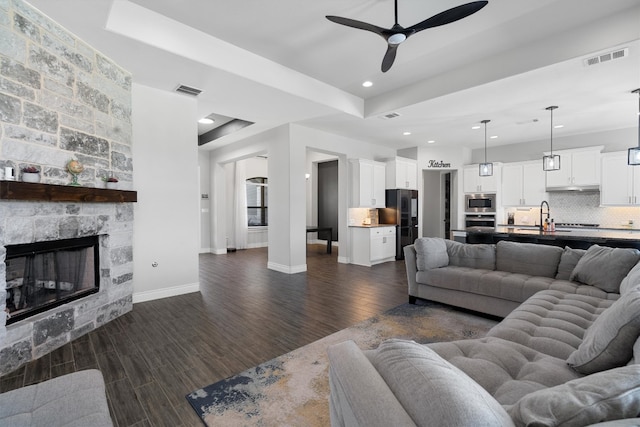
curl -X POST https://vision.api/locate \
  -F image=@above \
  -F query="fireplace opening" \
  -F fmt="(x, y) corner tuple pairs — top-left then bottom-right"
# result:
(4, 236), (100, 325)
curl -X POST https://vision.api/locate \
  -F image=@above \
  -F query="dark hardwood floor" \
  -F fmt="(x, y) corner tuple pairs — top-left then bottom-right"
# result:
(0, 245), (408, 426)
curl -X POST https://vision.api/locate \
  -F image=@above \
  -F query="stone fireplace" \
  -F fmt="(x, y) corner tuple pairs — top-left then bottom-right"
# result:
(0, 0), (134, 375)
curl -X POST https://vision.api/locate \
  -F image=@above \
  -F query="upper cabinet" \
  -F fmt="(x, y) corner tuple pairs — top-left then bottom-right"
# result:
(463, 164), (498, 193)
(386, 157), (418, 190)
(350, 159), (386, 208)
(601, 151), (640, 206)
(501, 161), (547, 206)
(545, 147), (602, 190)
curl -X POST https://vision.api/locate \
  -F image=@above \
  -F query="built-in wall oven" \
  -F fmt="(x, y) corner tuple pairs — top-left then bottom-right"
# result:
(465, 193), (496, 213)
(465, 214), (496, 229)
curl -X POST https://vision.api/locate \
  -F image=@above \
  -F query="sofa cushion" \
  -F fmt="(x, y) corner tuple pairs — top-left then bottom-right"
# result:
(555, 247), (586, 280)
(569, 245), (640, 293)
(567, 287), (640, 374)
(414, 237), (448, 271)
(620, 261), (640, 295)
(507, 365), (640, 427)
(367, 339), (515, 427)
(496, 241), (563, 279)
(487, 290), (614, 360)
(428, 337), (581, 406)
(444, 240), (496, 270)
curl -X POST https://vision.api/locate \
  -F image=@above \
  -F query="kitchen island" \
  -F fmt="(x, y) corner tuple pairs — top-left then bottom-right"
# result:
(462, 225), (640, 250)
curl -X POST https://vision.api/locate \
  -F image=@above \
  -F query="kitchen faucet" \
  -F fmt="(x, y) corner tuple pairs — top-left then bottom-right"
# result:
(540, 200), (550, 231)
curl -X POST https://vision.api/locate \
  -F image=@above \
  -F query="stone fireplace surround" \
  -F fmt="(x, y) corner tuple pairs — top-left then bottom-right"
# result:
(0, 0), (134, 375)
(0, 198), (134, 375)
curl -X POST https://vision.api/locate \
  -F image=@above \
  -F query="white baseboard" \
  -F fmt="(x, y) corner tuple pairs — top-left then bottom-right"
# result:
(212, 248), (227, 255)
(247, 242), (268, 249)
(267, 262), (307, 274)
(133, 282), (200, 304)
(338, 256), (349, 264)
(199, 248), (211, 254)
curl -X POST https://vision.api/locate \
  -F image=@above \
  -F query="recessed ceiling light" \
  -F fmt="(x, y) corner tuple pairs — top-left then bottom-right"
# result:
(554, 124), (564, 129)
(471, 125), (481, 130)
(403, 131), (411, 136)
(362, 81), (373, 88)
(490, 135), (498, 139)
(427, 140), (435, 144)
(198, 117), (214, 124)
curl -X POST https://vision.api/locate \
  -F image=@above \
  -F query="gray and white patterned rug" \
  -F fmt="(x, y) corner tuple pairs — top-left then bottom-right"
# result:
(186, 300), (498, 426)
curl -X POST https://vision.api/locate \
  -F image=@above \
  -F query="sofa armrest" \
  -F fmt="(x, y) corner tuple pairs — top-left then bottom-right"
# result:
(327, 340), (416, 427)
(403, 244), (419, 297)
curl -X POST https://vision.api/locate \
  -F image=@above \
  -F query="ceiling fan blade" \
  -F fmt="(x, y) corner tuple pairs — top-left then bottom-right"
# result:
(326, 15), (386, 38)
(381, 44), (398, 73)
(407, 1), (488, 33)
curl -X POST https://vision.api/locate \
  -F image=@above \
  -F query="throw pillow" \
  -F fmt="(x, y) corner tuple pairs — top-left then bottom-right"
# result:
(414, 237), (449, 271)
(567, 287), (640, 374)
(569, 245), (640, 293)
(508, 365), (640, 427)
(620, 260), (640, 295)
(555, 246), (586, 280)
(369, 339), (515, 427)
(445, 240), (496, 270)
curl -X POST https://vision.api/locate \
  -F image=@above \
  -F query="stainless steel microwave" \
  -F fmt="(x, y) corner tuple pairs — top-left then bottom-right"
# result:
(465, 193), (496, 213)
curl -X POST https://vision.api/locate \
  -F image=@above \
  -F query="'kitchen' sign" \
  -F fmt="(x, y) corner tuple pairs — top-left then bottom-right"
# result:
(426, 160), (452, 168)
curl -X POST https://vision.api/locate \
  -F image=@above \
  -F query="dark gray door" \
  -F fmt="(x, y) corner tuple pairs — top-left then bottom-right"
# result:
(318, 160), (338, 241)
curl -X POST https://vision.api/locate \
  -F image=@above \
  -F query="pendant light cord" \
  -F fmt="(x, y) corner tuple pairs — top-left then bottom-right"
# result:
(481, 119), (490, 162)
(635, 89), (640, 149)
(546, 106), (558, 155)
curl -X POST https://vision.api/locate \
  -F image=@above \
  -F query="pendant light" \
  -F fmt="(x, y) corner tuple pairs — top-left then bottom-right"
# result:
(542, 106), (560, 171)
(478, 119), (493, 176)
(627, 89), (640, 165)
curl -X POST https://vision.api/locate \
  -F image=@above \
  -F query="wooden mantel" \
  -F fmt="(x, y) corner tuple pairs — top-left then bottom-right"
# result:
(0, 181), (137, 203)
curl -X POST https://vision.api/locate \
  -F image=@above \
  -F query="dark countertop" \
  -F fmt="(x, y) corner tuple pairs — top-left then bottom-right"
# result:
(349, 224), (397, 228)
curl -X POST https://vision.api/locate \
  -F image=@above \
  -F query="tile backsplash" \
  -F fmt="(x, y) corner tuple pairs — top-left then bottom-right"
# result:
(506, 192), (640, 229)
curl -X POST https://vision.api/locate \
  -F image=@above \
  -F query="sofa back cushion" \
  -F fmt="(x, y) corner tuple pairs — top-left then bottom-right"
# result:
(414, 237), (448, 271)
(620, 261), (640, 296)
(496, 241), (563, 278)
(569, 245), (640, 293)
(444, 240), (496, 270)
(507, 365), (640, 427)
(369, 339), (515, 427)
(555, 247), (587, 280)
(567, 287), (640, 374)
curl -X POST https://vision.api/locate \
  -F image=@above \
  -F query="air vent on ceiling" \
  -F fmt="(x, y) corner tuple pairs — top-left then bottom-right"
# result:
(583, 48), (628, 67)
(175, 84), (203, 96)
(379, 112), (401, 119)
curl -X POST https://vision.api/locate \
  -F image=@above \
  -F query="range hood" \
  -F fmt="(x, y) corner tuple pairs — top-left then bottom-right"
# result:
(546, 184), (600, 192)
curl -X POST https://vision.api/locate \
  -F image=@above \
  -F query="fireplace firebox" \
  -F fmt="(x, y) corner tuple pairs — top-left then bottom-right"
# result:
(4, 236), (100, 325)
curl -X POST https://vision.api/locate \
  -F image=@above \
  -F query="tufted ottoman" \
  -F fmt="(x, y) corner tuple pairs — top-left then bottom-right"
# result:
(0, 369), (113, 427)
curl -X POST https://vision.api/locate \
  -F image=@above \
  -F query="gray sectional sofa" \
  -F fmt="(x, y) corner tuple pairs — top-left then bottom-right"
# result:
(404, 238), (633, 317)
(328, 238), (640, 426)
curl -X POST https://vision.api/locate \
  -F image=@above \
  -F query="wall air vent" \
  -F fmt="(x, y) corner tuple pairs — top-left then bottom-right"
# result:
(379, 112), (401, 119)
(583, 48), (628, 67)
(175, 84), (203, 96)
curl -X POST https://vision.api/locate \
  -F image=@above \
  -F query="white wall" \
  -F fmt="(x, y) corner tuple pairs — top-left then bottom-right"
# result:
(132, 84), (200, 302)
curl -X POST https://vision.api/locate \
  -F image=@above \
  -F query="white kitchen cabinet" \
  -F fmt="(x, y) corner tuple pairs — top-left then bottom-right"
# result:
(350, 159), (386, 208)
(501, 161), (547, 206)
(386, 157), (418, 189)
(463, 165), (498, 193)
(350, 226), (396, 267)
(601, 151), (640, 205)
(545, 148), (602, 190)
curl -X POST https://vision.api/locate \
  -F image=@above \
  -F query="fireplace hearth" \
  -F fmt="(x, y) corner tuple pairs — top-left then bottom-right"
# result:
(4, 236), (100, 325)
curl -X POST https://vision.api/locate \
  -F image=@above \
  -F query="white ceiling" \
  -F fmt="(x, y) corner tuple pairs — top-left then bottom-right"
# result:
(27, 0), (640, 152)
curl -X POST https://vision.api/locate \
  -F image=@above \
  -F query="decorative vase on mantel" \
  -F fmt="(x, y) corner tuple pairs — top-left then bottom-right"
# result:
(67, 159), (84, 186)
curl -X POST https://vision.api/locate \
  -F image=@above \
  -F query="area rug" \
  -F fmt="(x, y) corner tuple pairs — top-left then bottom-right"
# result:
(186, 300), (498, 426)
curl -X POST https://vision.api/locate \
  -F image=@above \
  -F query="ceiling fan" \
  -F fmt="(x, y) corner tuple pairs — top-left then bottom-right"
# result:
(326, 1), (488, 73)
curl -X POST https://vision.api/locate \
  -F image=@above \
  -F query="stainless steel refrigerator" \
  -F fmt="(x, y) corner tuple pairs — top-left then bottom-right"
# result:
(379, 189), (419, 260)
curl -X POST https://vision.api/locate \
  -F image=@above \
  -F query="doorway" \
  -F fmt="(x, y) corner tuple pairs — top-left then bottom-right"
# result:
(317, 160), (338, 242)
(422, 170), (455, 238)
